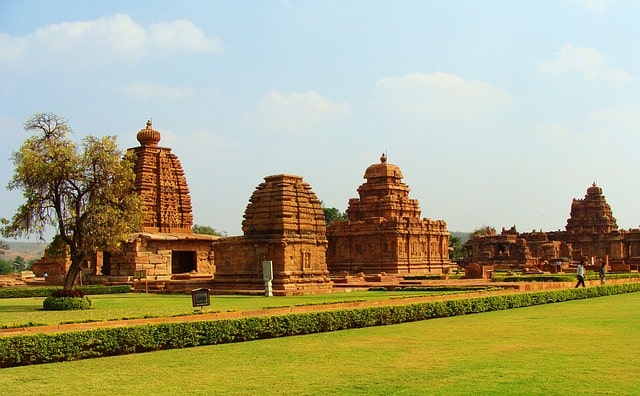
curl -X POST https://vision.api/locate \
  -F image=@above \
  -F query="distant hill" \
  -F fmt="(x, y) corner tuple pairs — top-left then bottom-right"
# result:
(2, 241), (47, 261)
(450, 231), (470, 242)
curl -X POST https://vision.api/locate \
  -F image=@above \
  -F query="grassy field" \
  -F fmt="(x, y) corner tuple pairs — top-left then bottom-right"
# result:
(0, 290), (465, 327)
(1, 292), (639, 395)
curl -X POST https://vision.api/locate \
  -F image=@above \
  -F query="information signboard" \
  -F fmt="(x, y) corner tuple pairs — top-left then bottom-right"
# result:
(191, 288), (211, 308)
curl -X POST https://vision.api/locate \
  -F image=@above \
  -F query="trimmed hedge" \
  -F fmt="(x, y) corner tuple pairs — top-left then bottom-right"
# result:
(42, 296), (92, 311)
(369, 286), (501, 292)
(494, 272), (640, 283)
(0, 285), (132, 299)
(403, 275), (445, 281)
(1, 283), (639, 368)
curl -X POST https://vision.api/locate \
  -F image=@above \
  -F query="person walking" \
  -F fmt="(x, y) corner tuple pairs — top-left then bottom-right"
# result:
(599, 262), (606, 285)
(575, 261), (586, 288)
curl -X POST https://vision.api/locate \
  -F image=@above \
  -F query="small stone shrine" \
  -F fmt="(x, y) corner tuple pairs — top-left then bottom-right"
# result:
(327, 154), (452, 275)
(88, 121), (216, 288)
(213, 174), (333, 295)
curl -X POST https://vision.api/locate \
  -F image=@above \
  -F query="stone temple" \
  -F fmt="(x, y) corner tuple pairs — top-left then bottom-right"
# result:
(87, 121), (217, 290)
(213, 174), (333, 295)
(327, 154), (452, 275)
(461, 182), (640, 274)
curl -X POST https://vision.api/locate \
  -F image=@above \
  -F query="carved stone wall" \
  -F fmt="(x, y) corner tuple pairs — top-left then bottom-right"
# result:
(462, 183), (640, 269)
(129, 120), (193, 233)
(99, 233), (216, 278)
(327, 154), (452, 275)
(213, 174), (332, 295)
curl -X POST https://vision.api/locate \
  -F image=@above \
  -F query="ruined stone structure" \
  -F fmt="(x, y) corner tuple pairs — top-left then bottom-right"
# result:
(30, 244), (71, 280)
(89, 122), (216, 287)
(461, 226), (538, 270)
(462, 183), (640, 272)
(213, 174), (333, 295)
(327, 154), (452, 275)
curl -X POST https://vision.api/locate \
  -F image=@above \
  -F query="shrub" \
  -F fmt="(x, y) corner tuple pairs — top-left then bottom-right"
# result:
(0, 285), (131, 299)
(42, 296), (92, 311)
(2, 283), (639, 368)
(52, 289), (85, 298)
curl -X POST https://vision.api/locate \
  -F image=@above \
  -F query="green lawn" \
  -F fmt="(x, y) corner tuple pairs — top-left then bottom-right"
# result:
(0, 290), (461, 327)
(1, 292), (639, 395)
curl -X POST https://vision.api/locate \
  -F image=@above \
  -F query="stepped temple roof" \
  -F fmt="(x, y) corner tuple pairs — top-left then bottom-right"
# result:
(129, 121), (193, 233)
(242, 174), (326, 238)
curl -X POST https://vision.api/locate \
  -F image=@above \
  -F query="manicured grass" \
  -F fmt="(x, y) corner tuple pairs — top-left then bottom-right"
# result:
(0, 290), (463, 327)
(1, 292), (639, 395)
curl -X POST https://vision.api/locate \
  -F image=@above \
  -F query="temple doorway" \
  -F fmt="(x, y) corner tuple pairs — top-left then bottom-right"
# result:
(101, 251), (112, 276)
(171, 251), (196, 274)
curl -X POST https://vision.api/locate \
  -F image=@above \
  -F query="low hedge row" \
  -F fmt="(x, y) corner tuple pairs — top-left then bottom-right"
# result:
(495, 272), (640, 283)
(403, 275), (445, 280)
(1, 282), (639, 368)
(369, 286), (500, 292)
(0, 285), (131, 299)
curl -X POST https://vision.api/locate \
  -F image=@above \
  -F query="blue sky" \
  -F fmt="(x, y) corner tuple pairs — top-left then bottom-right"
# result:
(1, 0), (639, 241)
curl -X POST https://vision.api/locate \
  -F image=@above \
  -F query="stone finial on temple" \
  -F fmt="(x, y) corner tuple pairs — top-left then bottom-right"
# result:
(136, 120), (161, 147)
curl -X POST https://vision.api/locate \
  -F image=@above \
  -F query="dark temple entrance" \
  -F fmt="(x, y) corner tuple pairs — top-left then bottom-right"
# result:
(171, 251), (196, 274)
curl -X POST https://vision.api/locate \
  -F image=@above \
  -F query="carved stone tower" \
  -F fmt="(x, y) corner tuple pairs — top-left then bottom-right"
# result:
(327, 154), (451, 275)
(213, 174), (332, 295)
(566, 182), (618, 236)
(129, 120), (194, 233)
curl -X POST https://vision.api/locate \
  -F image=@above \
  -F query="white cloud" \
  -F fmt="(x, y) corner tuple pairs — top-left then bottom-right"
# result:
(534, 122), (578, 144)
(149, 20), (221, 52)
(535, 103), (640, 146)
(588, 104), (640, 128)
(374, 72), (510, 119)
(0, 14), (222, 68)
(538, 44), (633, 82)
(159, 127), (239, 159)
(569, 0), (608, 12)
(122, 81), (218, 100)
(250, 91), (349, 133)
(0, 34), (27, 62)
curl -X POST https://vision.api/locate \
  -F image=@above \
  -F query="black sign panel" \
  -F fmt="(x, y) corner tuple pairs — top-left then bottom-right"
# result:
(191, 288), (211, 307)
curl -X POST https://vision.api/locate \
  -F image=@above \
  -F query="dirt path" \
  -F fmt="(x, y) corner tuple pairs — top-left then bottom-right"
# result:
(0, 288), (523, 337)
(3, 278), (633, 338)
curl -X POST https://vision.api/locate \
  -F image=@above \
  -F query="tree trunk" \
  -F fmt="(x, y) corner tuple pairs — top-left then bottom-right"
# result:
(63, 261), (82, 290)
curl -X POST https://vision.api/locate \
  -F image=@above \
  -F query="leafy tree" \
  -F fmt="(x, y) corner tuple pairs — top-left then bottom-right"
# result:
(192, 224), (226, 237)
(0, 257), (12, 274)
(13, 255), (25, 271)
(449, 235), (465, 260)
(1, 113), (143, 290)
(320, 201), (348, 225)
(470, 225), (496, 238)
(0, 240), (8, 255)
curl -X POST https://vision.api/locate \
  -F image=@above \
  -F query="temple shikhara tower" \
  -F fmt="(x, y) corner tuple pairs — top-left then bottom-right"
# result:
(566, 182), (618, 236)
(213, 174), (333, 295)
(461, 182), (640, 274)
(327, 154), (452, 275)
(131, 120), (194, 233)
